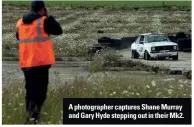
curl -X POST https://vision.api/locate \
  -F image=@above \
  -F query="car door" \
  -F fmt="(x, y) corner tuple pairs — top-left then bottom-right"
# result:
(136, 35), (145, 57)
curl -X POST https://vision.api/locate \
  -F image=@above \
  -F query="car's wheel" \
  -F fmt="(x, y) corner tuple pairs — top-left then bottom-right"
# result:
(172, 54), (178, 60)
(132, 50), (139, 59)
(144, 51), (151, 60)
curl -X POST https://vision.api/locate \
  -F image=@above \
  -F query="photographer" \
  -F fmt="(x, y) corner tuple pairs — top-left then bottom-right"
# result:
(15, 0), (62, 124)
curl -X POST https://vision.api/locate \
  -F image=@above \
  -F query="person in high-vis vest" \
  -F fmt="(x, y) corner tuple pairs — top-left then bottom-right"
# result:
(16, 0), (62, 124)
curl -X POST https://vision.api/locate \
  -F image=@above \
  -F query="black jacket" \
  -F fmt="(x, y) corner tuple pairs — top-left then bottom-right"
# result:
(16, 11), (62, 40)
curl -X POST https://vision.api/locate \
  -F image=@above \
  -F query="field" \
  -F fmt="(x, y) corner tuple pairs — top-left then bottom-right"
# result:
(2, 1), (192, 8)
(2, 1), (191, 57)
(2, 70), (192, 124)
(2, 1), (192, 124)
(2, 51), (192, 124)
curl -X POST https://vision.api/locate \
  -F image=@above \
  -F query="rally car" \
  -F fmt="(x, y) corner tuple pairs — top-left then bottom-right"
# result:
(131, 33), (178, 60)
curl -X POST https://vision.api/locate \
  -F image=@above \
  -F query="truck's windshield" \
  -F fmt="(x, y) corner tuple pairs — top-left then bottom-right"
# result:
(147, 35), (170, 43)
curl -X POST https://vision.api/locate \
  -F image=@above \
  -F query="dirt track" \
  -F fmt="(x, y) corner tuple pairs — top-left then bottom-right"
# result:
(2, 61), (158, 86)
(3, 60), (188, 87)
(120, 49), (191, 71)
(2, 49), (191, 85)
(2, 61), (90, 86)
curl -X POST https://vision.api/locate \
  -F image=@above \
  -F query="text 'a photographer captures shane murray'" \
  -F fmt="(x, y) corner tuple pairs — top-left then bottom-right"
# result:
(69, 104), (183, 112)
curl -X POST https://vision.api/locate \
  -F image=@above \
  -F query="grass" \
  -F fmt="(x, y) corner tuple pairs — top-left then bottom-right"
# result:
(2, 0), (191, 57)
(88, 49), (170, 74)
(2, 1), (191, 8)
(2, 1), (192, 124)
(2, 72), (191, 124)
(2, 6), (191, 57)
(2, 50), (191, 124)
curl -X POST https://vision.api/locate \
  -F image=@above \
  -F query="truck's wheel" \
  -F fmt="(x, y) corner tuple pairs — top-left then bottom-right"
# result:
(132, 50), (139, 59)
(144, 51), (151, 60)
(172, 54), (178, 60)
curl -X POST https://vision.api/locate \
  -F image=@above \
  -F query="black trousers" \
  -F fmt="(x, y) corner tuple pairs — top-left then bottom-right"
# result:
(22, 65), (50, 114)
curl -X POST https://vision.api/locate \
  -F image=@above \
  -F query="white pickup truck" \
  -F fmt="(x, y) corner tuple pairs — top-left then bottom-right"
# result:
(131, 33), (178, 60)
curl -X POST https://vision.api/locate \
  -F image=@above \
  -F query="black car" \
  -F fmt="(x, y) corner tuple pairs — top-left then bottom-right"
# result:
(168, 32), (191, 52)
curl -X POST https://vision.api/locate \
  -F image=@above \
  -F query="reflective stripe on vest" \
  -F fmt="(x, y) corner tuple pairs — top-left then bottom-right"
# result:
(19, 18), (50, 43)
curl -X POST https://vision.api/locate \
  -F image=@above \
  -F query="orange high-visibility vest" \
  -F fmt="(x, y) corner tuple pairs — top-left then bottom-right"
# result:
(16, 16), (55, 68)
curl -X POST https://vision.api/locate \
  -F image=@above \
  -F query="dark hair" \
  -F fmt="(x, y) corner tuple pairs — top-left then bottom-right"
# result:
(31, 0), (45, 12)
